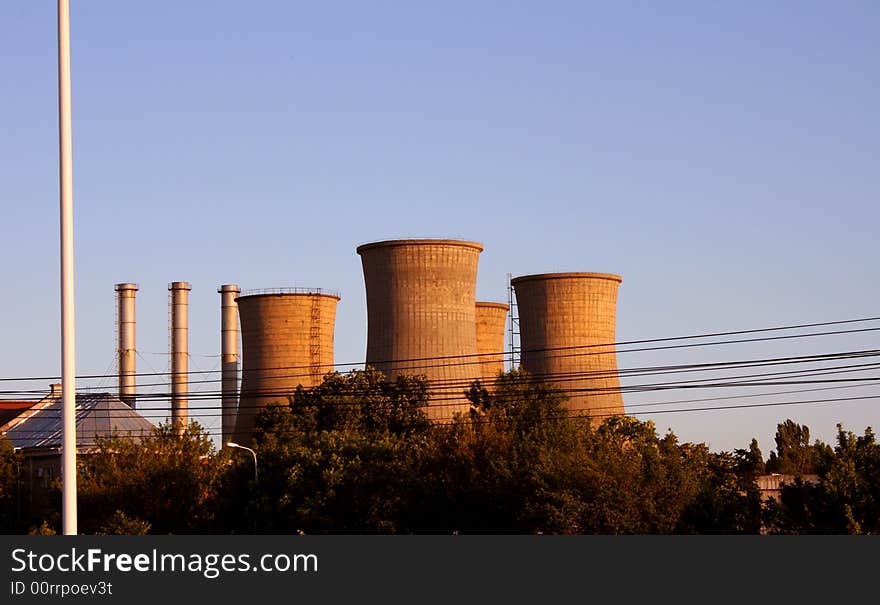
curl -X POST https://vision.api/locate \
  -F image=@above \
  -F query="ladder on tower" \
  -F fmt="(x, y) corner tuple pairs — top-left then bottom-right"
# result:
(309, 295), (322, 384)
(507, 273), (521, 370)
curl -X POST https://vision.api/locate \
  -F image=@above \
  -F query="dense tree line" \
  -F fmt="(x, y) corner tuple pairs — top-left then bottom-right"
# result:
(0, 369), (877, 534)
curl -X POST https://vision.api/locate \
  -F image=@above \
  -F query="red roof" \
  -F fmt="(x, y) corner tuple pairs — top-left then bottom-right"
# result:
(0, 401), (36, 428)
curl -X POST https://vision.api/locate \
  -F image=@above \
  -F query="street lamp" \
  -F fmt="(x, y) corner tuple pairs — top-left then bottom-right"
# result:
(226, 442), (258, 482)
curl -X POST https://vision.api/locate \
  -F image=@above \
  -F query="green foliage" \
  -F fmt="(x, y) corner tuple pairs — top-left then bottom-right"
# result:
(734, 438), (765, 477)
(766, 420), (829, 475)
(76, 421), (227, 534)
(27, 520), (57, 535)
(241, 368), (756, 534)
(98, 510), (151, 535)
(0, 437), (25, 533)
(677, 450), (762, 534)
(244, 369), (433, 534)
(577, 418), (709, 534)
(765, 424), (880, 534)
(12, 372), (877, 535)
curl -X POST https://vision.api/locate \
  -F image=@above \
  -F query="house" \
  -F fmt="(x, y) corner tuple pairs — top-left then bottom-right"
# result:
(0, 384), (155, 512)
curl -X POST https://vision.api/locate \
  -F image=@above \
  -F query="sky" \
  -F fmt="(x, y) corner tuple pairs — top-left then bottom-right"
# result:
(1, 1), (878, 454)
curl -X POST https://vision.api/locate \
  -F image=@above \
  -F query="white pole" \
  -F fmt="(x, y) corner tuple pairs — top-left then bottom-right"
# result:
(58, 0), (78, 535)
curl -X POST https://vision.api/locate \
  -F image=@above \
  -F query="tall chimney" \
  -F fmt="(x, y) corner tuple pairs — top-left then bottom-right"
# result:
(218, 284), (240, 445)
(169, 282), (191, 435)
(115, 283), (139, 408)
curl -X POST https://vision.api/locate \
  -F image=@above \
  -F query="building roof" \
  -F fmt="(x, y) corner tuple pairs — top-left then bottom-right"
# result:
(0, 401), (35, 426)
(2, 392), (155, 450)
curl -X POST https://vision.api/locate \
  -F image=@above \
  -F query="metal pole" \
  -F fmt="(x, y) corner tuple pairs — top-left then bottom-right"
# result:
(58, 0), (77, 535)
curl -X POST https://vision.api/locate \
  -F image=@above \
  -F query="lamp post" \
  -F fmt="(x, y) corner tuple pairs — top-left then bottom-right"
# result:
(226, 442), (258, 483)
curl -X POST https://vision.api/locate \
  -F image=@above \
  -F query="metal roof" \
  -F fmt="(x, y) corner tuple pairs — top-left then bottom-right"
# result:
(3, 392), (155, 450)
(0, 401), (34, 427)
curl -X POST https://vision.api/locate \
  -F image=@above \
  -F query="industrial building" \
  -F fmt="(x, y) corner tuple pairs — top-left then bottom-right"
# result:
(357, 239), (484, 420)
(232, 288), (340, 445)
(475, 301), (509, 386)
(99, 239), (627, 444)
(512, 272), (625, 419)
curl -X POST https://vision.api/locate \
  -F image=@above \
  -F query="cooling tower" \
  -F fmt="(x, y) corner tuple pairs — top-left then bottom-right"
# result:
(475, 301), (509, 386)
(115, 283), (138, 408)
(511, 272), (624, 419)
(357, 239), (482, 420)
(218, 284), (240, 445)
(233, 289), (340, 445)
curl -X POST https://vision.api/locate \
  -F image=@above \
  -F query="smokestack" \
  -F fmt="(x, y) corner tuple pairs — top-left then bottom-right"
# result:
(218, 284), (240, 445)
(169, 281), (191, 435)
(115, 283), (139, 408)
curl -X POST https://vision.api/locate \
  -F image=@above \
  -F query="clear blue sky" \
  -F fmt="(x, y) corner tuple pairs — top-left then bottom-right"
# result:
(1, 1), (878, 453)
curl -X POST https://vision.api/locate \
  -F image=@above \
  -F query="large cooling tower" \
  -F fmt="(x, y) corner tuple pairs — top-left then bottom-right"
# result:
(511, 272), (624, 419)
(475, 301), (508, 386)
(357, 239), (483, 420)
(233, 289), (340, 444)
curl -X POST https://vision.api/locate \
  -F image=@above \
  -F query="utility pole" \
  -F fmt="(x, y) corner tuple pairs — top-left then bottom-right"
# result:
(57, 0), (78, 535)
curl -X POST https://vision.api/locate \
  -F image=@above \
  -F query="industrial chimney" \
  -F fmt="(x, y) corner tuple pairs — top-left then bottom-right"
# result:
(218, 284), (240, 445)
(357, 239), (482, 420)
(475, 301), (509, 387)
(169, 281), (191, 435)
(511, 272), (624, 420)
(115, 283), (138, 408)
(233, 288), (340, 445)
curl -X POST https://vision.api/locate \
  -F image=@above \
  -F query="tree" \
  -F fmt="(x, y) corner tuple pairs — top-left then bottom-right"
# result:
(244, 368), (765, 534)
(762, 422), (878, 534)
(820, 424), (879, 534)
(77, 421), (227, 534)
(575, 417), (708, 534)
(0, 437), (26, 533)
(734, 438), (765, 477)
(98, 510), (151, 535)
(245, 369), (434, 534)
(766, 420), (830, 475)
(678, 449), (762, 534)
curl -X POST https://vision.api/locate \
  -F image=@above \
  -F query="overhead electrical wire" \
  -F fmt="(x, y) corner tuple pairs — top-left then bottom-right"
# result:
(3, 315), (880, 440)
(2, 315), (880, 384)
(7, 391), (880, 442)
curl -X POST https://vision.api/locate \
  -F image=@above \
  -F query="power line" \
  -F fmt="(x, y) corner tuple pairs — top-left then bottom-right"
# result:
(6, 391), (879, 440)
(3, 315), (880, 384)
(4, 345), (875, 398)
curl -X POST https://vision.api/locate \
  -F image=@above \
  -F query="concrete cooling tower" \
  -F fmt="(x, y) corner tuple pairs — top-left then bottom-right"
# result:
(511, 272), (624, 420)
(357, 239), (483, 420)
(475, 302), (509, 386)
(233, 289), (339, 444)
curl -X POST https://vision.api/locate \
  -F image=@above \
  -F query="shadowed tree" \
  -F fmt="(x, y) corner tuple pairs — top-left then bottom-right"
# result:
(77, 421), (227, 534)
(766, 420), (830, 475)
(0, 437), (27, 533)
